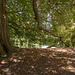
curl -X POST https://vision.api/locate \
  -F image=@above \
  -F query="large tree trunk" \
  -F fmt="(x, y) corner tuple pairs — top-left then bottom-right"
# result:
(0, 0), (13, 55)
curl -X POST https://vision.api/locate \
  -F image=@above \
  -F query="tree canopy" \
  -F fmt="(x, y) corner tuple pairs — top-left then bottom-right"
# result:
(8, 0), (75, 48)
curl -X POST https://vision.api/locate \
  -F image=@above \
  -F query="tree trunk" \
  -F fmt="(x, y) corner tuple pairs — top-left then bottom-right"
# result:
(71, 32), (75, 47)
(0, 0), (13, 55)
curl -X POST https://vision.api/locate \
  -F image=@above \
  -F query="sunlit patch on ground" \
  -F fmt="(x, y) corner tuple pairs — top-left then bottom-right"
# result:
(60, 65), (75, 73)
(53, 48), (75, 56)
(1, 60), (8, 64)
(56, 49), (68, 52)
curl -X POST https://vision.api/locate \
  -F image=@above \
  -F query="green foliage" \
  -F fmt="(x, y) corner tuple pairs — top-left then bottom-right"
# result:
(8, 0), (75, 48)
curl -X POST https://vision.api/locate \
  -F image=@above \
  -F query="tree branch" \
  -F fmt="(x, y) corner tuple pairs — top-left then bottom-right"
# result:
(33, 0), (70, 47)
(33, 0), (62, 38)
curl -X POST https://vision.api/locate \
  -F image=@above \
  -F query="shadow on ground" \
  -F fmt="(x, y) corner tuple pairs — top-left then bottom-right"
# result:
(0, 48), (75, 75)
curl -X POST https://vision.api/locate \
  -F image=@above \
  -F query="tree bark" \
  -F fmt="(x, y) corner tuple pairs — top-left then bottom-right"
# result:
(71, 32), (75, 47)
(0, 0), (14, 55)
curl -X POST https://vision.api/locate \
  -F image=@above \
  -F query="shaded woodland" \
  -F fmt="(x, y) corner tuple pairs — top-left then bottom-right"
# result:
(0, 0), (75, 75)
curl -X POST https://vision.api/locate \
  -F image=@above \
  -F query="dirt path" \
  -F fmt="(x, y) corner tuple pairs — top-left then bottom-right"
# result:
(0, 48), (75, 75)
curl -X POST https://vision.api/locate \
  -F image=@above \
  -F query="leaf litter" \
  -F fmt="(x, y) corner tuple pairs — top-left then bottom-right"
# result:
(0, 48), (75, 75)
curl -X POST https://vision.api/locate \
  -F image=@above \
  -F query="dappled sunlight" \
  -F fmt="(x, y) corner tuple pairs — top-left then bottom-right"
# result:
(9, 53), (22, 63)
(2, 68), (9, 72)
(0, 48), (75, 74)
(56, 49), (68, 52)
(60, 65), (75, 73)
(10, 58), (21, 63)
(1, 60), (8, 64)
(40, 53), (47, 56)
(69, 58), (75, 61)
(53, 48), (75, 56)
(2, 68), (12, 75)
(0, 0), (75, 74)
(51, 70), (58, 74)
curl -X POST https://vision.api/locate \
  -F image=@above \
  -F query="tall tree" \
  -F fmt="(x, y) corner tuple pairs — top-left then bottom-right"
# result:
(0, 0), (14, 55)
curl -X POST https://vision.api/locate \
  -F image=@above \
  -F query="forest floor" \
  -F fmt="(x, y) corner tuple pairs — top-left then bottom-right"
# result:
(0, 48), (75, 75)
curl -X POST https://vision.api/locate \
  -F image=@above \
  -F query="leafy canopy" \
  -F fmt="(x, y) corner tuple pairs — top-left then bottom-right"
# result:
(8, 0), (75, 48)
